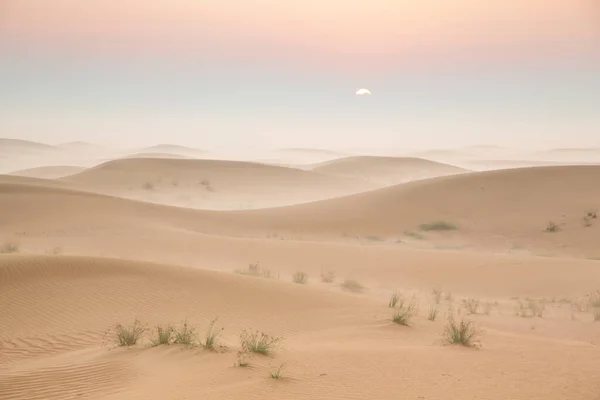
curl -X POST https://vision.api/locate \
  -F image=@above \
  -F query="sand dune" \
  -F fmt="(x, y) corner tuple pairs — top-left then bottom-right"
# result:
(118, 152), (194, 160)
(60, 157), (376, 209)
(0, 138), (58, 153)
(310, 156), (469, 186)
(1, 254), (599, 400)
(9, 166), (86, 179)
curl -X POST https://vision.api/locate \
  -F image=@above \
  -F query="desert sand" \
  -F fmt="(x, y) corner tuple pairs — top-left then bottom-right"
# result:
(1, 142), (600, 400)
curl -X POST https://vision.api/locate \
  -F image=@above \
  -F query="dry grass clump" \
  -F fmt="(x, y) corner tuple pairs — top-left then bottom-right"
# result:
(428, 307), (439, 321)
(419, 221), (457, 231)
(516, 299), (545, 318)
(442, 315), (480, 347)
(142, 181), (155, 190)
(392, 302), (418, 326)
(115, 320), (147, 347)
(320, 270), (336, 283)
(592, 309), (600, 322)
(462, 298), (480, 315)
(240, 329), (281, 355)
(201, 318), (223, 350)
(269, 363), (285, 379)
(341, 279), (364, 293)
(404, 230), (425, 240)
(588, 291), (600, 308)
(150, 324), (174, 347)
(234, 262), (278, 279)
(291, 271), (308, 284)
(234, 351), (251, 367)
(173, 320), (197, 346)
(388, 290), (400, 308)
(0, 242), (19, 254)
(545, 221), (560, 232)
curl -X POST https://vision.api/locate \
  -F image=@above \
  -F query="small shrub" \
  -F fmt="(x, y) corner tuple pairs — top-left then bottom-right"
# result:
(586, 210), (597, 219)
(546, 221), (559, 232)
(593, 309), (600, 322)
(240, 329), (281, 355)
(150, 324), (174, 347)
(115, 320), (147, 347)
(392, 302), (418, 326)
(340, 279), (364, 293)
(269, 363), (285, 379)
(0, 242), (19, 254)
(234, 262), (278, 279)
(583, 216), (593, 227)
(365, 235), (384, 242)
(428, 307), (439, 321)
(462, 299), (480, 315)
(516, 300), (545, 318)
(142, 181), (155, 190)
(443, 315), (479, 347)
(235, 351), (251, 367)
(292, 271), (308, 284)
(404, 230), (425, 240)
(173, 320), (197, 346)
(201, 318), (223, 350)
(589, 291), (600, 308)
(432, 288), (442, 304)
(388, 290), (400, 308)
(320, 270), (336, 283)
(419, 221), (457, 231)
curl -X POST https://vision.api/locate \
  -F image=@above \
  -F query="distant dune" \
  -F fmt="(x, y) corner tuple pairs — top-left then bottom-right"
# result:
(9, 165), (86, 179)
(0, 138), (57, 152)
(60, 157), (376, 209)
(133, 144), (207, 157)
(310, 156), (469, 186)
(118, 152), (194, 160)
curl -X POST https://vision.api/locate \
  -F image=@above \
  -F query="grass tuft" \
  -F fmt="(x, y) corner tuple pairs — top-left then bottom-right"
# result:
(428, 307), (439, 321)
(291, 271), (308, 284)
(240, 329), (281, 355)
(443, 315), (479, 347)
(419, 221), (457, 231)
(201, 318), (223, 350)
(340, 279), (364, 293)
(234, 262), (278, 279)
(388, 290), (400, 308)
(320, 270), (336, 283)
(150, 324), (174, 347)
(392, 302), (418, 326)
(462, 298), (480, 315)
(115, 320), (147, 347)
(404, 230), (425, 240)
(173, 320), (197, 346)
(516, 299), (545, 318)
(269, 363), (285, 379)
(0, 242), (20, 254)
(545, 221), (560, 232)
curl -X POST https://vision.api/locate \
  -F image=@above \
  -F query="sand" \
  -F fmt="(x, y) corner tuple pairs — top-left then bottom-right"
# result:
(9, 166), (87, 179)
(1, 144), (600, 400)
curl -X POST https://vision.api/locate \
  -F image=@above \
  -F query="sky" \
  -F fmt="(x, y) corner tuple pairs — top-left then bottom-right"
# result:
(1, 0), (599, 151)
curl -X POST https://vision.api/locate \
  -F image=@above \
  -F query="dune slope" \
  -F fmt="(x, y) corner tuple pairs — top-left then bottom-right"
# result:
(310, 156), (469, 185)
(60, 157), (376, 209)
(9, 166), (86, 179)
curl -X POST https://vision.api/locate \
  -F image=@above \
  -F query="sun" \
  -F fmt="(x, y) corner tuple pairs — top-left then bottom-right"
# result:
(355, 88), (371, 95)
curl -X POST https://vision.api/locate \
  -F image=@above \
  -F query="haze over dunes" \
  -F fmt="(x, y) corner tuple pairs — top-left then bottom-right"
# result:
(9, 165), (86, 179)
(310, 156), (469, 186)
(61, 157), (376, 209)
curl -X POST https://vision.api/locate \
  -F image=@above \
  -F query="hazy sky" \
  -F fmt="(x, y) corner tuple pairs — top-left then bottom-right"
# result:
(1, 0), (599, 150)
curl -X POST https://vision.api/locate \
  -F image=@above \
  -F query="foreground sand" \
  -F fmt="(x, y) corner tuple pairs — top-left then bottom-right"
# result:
(1, 159), (600, 399)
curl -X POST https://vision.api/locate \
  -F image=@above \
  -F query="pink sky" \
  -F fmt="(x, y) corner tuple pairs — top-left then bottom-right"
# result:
(3, 0), (598, 68)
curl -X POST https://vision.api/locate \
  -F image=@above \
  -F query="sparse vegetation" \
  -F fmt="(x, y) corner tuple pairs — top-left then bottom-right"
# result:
(320, 270), (336, 283)
(586, 210), (597, 219)
(419, 221), (457, 231)
(365, 235), (384, 242)
(269, 363), (285, 379)
(516, 299), (545, 318)
(392, 302), (418, 326)
(442, 315), (479, 347)
(589, 291), (600, 308)
(583, 215), (593, 227)
(462, 298), (480, 315)
(235, 262), (278, 279)
(173, 320), (197, 346)
(388, 290), (400, 308)
(142, 181), (155, 190)
(0, 242), (19, 254)
(483, 301), (494, 316)
(235, 351), (251, 367)
(340, 279), (364, 293)
(428, 307), (439, 321)
(545, 221), (559, 232)
(404, 230), (425, 240)
(115, 320), (147, 347)
(240, 329), (281, 355)
(150, 324), (174, 347)
(593, 309), (600, 322)
(432, 288), (442, 304)
(291, 271), (308, 284)
(201, 318), (223, 350)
